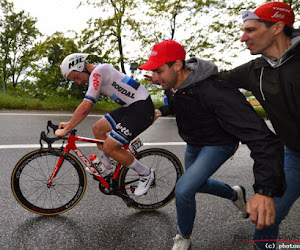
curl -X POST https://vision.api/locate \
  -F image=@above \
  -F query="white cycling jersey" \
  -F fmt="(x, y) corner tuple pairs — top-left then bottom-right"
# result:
(84, 64), (149, 107)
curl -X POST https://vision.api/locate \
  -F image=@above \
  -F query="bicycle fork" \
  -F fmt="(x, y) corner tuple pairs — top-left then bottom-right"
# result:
(46, 143), (83, 188)
(47, 155), (65, 188)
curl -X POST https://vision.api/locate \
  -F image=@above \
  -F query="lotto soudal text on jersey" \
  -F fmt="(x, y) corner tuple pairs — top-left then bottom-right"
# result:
(112, 82), (135, 98)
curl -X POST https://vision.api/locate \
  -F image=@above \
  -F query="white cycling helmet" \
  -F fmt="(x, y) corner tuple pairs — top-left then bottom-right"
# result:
(60, 53), (89, 79)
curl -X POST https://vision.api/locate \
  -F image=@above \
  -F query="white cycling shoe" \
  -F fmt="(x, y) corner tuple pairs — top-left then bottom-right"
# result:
(134, 168), (155, 196)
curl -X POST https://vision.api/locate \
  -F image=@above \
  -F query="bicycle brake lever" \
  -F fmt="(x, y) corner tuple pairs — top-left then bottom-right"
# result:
(47, 120), (59, 135)
(39, 131), (45, 149)
(40, 130), (59, 150)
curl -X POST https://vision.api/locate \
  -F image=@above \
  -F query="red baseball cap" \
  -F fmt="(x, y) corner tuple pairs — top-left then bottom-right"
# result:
(242, 2), (295, 27)
(139, 40), (186, 71)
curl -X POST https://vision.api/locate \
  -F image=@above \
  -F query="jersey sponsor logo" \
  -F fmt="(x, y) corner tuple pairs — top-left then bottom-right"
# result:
(111, 95), (126, 105)
(121, 75), (140, 90)
(115, 123), (132, 136)
(112, 82), (135, 98)
(92, 73), (101, 90)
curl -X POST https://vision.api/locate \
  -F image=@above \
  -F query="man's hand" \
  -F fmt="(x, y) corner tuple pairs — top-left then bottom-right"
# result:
(55, 122), (69, 137)
(55, 128), (68, 137)
(58, 122), (68, 129)
(247, 193), (275, 230)
(153, 109), (162, 123)
(144, 74), (162, 85)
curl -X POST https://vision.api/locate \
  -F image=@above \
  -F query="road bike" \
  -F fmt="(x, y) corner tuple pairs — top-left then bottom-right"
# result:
(11, 121), (184, 216)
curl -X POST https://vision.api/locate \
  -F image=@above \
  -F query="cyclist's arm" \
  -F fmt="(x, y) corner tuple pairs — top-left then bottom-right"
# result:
(55, 100), (93, 137)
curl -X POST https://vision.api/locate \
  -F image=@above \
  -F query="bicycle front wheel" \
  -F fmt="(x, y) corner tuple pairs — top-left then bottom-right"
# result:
(11, 148), (86, 216)
(118, 148), (184, 211)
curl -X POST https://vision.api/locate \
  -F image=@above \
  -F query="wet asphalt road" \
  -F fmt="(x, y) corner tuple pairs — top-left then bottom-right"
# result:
(0, 110), (299, 250)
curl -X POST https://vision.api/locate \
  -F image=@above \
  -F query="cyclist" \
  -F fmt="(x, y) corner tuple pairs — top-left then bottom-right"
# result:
(57, 53), (155, 196)
(139, 40), (285, 250)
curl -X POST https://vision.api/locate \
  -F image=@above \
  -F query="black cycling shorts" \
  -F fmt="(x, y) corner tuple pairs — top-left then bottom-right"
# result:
(104, 96), (154, 145)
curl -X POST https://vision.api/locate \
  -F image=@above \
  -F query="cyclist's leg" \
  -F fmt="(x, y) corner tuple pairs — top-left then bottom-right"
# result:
(103, 136), (135, 166)
(92, 116), (111, 147)
(93, 113), (148, 174)
(101, 97), (154, 173)
(175, 143), (237, 237)
(104, 98), (155, 195)
(92, 116), (114, 168)
(104, 127), (151, 176)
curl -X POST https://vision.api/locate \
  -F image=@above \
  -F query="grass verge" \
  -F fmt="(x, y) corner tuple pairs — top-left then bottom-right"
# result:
(0, 91), (266, 117)
(0, 92), (163, 113)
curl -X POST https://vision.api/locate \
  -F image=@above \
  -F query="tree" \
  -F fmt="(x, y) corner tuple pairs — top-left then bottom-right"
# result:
(187, 0), (300, 69)
(32, 32), (84, 99)
(141, 0), (217, 43)
(32, 31), (106, 100)
(79, 0), (142, 74)
(138, 0), (300, 70)
(284, 0), (300, 13)
(78, 0), (299, 75)
(0, 0), (40, 93)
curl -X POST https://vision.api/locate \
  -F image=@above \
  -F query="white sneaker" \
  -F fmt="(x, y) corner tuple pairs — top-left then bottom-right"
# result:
(134, 168), (155, 196)
(232, 185), (249, 218)
(171, 234), (191, 250)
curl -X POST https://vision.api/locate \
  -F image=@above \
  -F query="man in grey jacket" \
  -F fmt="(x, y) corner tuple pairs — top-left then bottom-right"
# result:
(220, 2), (300, 249)
(140, 40), (285, 250)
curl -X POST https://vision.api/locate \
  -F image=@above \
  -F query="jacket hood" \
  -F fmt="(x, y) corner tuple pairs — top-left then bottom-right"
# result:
(263, 28), (300, 68)
(292, 28), (300, 38)
(179, 57), (218, 89)
(257, 28), (300, 101)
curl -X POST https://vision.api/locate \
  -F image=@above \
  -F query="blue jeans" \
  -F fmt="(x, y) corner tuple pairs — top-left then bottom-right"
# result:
(253, 147), (300, 250)
(175, 143), (237, 237)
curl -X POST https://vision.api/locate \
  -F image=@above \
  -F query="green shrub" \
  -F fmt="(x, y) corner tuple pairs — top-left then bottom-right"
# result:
(0, 90), (163, 113)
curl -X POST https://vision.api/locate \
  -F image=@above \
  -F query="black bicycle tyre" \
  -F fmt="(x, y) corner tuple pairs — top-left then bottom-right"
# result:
(11, 148), (86, 216)
(118, 148), (184, 211)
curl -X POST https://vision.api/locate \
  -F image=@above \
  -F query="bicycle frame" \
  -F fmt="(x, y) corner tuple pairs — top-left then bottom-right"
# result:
(12, 120), (183, 215)
(47, 133), (132, 190)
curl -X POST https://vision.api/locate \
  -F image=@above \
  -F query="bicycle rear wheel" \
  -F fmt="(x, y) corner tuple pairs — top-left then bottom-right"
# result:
(118, 148), (183, 211)
(11, 148), (86, 216)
